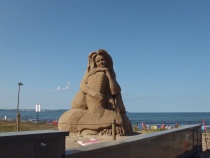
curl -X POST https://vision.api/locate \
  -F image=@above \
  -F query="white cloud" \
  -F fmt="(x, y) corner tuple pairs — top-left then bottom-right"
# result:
(52, 82), (71, 92)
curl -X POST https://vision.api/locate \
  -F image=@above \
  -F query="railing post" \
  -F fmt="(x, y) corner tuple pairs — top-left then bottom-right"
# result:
(112, 119), (116, 140)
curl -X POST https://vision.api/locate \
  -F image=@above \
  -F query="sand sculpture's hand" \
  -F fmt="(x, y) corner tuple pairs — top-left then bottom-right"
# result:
(96, 67), (109, 73)
(116, 126), (125, 136)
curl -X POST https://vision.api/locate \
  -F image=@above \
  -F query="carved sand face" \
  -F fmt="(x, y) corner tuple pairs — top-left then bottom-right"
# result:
(95, 55), (106, 68)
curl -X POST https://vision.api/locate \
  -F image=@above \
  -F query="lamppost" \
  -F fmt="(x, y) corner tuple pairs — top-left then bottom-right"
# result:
(16, 82), (23, 131)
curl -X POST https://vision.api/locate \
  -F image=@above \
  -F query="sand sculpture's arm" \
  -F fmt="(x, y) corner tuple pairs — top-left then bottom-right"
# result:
(105, 68), (127, 114)
(105, 68), (119, 95)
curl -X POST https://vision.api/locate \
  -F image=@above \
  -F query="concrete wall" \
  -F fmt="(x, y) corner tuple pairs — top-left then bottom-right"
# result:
(0, 130), (69, 158)
(0, 125), (202, 158)
(66, 124), (202, 158)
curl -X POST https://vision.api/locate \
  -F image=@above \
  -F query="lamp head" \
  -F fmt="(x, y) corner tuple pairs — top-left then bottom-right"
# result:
(18, 82), (23, 86)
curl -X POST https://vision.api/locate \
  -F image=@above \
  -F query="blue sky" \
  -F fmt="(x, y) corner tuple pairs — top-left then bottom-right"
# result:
(0, 0), (210, 112)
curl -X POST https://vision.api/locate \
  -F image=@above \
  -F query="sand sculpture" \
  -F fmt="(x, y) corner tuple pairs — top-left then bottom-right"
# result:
(58, 49), (132, 136)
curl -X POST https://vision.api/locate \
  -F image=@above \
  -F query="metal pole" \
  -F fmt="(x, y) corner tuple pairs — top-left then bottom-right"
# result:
(16, 82), (23, 131)
(17, 84), (20, 114)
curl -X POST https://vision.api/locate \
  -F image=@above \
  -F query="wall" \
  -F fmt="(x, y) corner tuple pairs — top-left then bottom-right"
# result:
(66, 124), (202, 158)
(0, 130), (69, 158)
(0, 125), (202, 158)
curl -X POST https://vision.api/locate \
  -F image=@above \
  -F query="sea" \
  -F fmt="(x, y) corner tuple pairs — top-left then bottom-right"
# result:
(0, 109), (209, 127)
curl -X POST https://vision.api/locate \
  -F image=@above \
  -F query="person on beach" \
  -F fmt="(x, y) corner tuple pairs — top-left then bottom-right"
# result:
(141, 122), (147, 130)
(175, 123), (179, 128)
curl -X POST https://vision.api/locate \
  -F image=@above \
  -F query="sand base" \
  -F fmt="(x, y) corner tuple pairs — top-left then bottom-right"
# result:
(65, 132), (141, 148)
